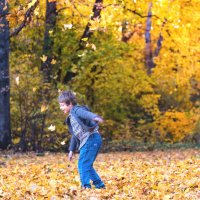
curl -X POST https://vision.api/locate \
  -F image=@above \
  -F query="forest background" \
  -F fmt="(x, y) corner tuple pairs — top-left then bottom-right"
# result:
(0, 0), (200, 152)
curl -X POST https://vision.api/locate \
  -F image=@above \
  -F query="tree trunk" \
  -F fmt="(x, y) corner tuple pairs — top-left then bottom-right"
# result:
(0, 0), (11, 149)
(122, 20), (134, 43)
(145, 2), (154, 75)
(154, 33), (163, 57)
(39, 0), (57, 152)
(41, 0), (57, 83)
(64, 0), (103, 84)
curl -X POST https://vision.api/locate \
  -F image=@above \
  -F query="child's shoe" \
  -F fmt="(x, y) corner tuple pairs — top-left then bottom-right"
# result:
(93, 180), (105, 189)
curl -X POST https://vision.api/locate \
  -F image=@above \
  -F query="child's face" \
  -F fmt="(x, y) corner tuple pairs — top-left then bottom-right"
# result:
(59, 102), (73, 114)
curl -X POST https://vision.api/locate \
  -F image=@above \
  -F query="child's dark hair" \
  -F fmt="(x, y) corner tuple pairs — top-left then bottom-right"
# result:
(58, 90), (77, 105)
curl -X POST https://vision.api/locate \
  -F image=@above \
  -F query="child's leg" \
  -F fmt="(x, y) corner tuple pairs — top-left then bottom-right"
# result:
(78, 133), (105, 189)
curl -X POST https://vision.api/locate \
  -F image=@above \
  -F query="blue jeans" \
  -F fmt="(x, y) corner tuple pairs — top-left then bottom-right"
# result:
(78, 133), (105, 189)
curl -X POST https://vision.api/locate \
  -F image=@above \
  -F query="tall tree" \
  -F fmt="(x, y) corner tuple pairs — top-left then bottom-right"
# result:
(41, 0), (57, 83)
(79, 0), (103, 50)
(38, 0), (57, 152)
(0, 0), (11, 149)
(145, 2), (154, 75)
(63, 0), (104, 88)
(7, 0), (39, 151)
(145, 2), (164, 75)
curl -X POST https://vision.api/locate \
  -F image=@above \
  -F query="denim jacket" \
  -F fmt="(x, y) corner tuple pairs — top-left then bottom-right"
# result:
(65, 105), (99, 152)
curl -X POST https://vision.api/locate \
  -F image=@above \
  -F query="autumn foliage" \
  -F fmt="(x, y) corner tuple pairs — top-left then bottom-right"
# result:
(0, 0), (199, 150)
(0, 149), (199, 199)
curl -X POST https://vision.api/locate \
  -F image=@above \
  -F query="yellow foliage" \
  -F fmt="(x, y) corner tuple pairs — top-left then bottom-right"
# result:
(8, 0), (200, 146)
(89, 17), (100, 31)
(155, 110), (197, 142)
(0, 150), (199, 199)
(140, 94), (161, 118)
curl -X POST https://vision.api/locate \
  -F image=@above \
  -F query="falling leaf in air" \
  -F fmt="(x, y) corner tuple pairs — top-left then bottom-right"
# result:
(48, 124), (56, 131)
(41, 104), (48, 112)
(64, 24), (73, 30)
(81, 38), (88, 42)
(32, 87), (36, 92)
(51, 59), (57, 65)
(15, 76), (20, 85)
(40, 55), (47, 63)
(91, 43), (96, 51)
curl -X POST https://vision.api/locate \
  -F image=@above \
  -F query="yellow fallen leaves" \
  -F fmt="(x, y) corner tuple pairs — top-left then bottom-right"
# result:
(0, 149), (199, 199)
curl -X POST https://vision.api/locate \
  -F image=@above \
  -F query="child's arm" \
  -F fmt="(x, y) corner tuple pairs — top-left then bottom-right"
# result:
(68, 151), (73, 161)
(68, 135), (78, 161)
(75, 107), (102, 121)
(69, 135), (78, 151)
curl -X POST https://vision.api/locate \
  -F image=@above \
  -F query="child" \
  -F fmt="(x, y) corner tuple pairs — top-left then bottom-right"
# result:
(58, 90), (105, 189)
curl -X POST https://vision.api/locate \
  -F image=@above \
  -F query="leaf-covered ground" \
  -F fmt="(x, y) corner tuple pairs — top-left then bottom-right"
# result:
(0, 149), (199, 199)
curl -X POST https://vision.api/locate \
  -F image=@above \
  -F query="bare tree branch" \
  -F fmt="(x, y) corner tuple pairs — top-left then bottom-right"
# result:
(125, 7), (159, 19)
(9, 0), (39, 39)
(78, 0), (103, 50)
(103, 4), (160, 19)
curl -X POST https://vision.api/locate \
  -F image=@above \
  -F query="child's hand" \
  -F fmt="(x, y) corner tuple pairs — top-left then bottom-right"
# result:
(93, 117), (104, 123)
(68, 151), (73, 161)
